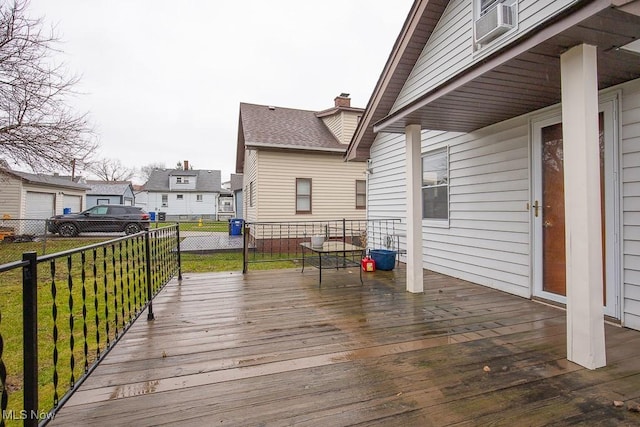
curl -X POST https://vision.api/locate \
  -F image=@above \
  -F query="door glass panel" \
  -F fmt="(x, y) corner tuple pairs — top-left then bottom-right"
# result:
(540, 114), (605, 297)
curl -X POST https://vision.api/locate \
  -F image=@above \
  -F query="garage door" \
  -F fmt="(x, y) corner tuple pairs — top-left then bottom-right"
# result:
(63, 195), (82, 213)
(26, 192), (55, 235)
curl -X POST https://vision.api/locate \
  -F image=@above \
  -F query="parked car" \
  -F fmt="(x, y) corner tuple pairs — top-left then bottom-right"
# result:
(47, 205), (150, 237)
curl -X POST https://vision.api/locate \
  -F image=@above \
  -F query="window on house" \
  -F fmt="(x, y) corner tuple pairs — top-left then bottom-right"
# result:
(161, 194), (168, 207)
(422, 149), (448, 220)
(177, 194), (183, 200)
(176, 177), (182, 183)
(479, 0), (502, 15)
(196, 194), (203, 202)
(296, 178), (311, 214)
(356, 180), (366, 209)
(97, 198), (109, 205)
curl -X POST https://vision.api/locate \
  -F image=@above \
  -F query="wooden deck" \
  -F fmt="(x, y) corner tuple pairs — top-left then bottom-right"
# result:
(49, 266), (640, 426)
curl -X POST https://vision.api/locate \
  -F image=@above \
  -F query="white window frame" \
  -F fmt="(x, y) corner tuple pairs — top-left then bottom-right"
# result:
(161, 194), (168, 207)
(176, 194), (184, 200)
(196, 194), (203, 202)
(421, 147), (449, 223)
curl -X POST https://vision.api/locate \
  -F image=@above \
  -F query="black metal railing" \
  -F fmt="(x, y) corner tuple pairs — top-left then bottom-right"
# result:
(0, 225), (181, 426)
(242, 218), (402, 271)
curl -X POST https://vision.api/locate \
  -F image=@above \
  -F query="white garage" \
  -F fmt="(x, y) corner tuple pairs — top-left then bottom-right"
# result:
(25, 191), (55, 235)
(63, 194), (82, 213)
(25, 191), (55, 219)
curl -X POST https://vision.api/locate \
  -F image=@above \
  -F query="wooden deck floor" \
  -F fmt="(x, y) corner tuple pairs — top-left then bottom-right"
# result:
(49, 266), (640, 426)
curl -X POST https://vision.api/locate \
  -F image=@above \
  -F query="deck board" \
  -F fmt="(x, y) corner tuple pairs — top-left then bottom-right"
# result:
(48, 267), (640, 426)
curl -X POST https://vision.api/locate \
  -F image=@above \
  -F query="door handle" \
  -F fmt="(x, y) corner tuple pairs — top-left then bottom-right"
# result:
(533, 200), (540, 217)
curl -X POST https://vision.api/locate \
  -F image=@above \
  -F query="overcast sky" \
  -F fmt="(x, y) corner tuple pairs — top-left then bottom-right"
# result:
(27, 0), (413, 183)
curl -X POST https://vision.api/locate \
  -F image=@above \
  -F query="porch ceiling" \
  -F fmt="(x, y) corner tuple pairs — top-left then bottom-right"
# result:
(374, 6), (640, 134)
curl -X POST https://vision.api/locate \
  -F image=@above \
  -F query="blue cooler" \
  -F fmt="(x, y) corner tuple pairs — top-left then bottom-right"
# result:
(370, 249), (396, 271)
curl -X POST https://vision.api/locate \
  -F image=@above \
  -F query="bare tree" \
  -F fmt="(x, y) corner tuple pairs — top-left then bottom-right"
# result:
(139, 161), (165, 182)
(0, 0), (97, 172)
(90, 158), (135, 181)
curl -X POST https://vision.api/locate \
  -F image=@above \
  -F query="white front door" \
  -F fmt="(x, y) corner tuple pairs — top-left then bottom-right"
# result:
(532, 97), (620, 318)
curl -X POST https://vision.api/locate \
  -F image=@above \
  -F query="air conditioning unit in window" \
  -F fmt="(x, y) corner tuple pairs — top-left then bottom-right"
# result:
(475, 3), (514, 45)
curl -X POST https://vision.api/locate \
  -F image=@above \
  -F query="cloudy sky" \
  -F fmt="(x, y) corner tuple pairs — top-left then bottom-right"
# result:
(27, 0), (413, 183)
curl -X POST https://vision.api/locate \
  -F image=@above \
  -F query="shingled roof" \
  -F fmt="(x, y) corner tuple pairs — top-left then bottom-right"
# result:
(142, 169), (221, 192)
(1, 168), (90, 190)
(86, 181), (133, 196)
(239, 103), (345, 151)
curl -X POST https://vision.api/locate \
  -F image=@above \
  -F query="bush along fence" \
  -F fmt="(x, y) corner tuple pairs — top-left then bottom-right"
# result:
(242, 218), (403, 272)
(0, 226), (182, 427)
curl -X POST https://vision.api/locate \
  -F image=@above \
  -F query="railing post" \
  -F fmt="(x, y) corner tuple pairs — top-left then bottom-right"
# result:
(342, 218), (346, 243)
(144, 231), (154, 321)
(22, 251), (38, 427)
(242, 224), (249, 274)
(175, 225), (183, 283)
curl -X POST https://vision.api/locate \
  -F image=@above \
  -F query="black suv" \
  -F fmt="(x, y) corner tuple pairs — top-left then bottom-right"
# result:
(48, 205), (151, 237)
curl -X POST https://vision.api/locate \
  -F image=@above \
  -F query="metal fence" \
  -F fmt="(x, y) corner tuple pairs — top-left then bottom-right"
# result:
(0, 226), (182, 426)
(242, 218), (402, 270)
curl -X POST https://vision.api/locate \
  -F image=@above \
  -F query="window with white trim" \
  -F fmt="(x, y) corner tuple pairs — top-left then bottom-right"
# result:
(161, 194), (168, 207)
(422, 149), (448, 220)
(296, 178), (312, 214)
(196, 194), (203, 202)
(177, 194), (183, 200)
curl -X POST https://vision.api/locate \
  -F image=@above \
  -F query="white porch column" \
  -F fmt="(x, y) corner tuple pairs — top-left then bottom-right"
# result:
(405, 124), (424, 293)
(560, 44), (606, 369)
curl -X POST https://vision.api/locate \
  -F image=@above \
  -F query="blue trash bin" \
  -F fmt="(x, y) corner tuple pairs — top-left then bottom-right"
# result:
(63, 207), (71, 215)
(149, 211), (156, 221)
(230, 218), (243, 236)
(370, 249), (396, 271)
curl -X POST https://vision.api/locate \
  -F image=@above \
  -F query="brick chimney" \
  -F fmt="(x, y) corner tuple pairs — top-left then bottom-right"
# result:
(334, 93), (351, 108)
(183, 160), (189, 170)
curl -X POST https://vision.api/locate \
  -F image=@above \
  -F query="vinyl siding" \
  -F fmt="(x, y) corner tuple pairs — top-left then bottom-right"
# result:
(321, 111), (361, 144)
(244, 149), (258, 222)
(0, 173), (22, 219)
(392, 0), (579, 113)
(621, 79), (640, 329)
(255, 150), (367, 222)
(369, 116), (531, 297)
(146, 192), (217, 218)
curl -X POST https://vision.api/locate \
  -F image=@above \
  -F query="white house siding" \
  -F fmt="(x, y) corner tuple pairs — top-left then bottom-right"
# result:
(392, 0), (579, 113)
(621, 79), (640, 329)
(255, 150), (367, 222)
(369, 116), (531, 298)
(0, 173), (22, 219)
(146, 192), (217, 219)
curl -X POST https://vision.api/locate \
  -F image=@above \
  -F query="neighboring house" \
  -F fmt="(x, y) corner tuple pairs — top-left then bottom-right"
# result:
(230, 173), (244, 219)
(142, 161), (222, 220)
(236, 94), (367, 223)
(346, 0), (640, 369)
(217, 190), (235, 221)
(86, 181), (135, 208)
(132, 184), (148, 211)
(0, 168), (89, 233)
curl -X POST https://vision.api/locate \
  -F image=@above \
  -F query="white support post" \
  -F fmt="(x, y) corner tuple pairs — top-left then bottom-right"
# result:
(405, 124), (424, 293)
(560, 44), (606, 369)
